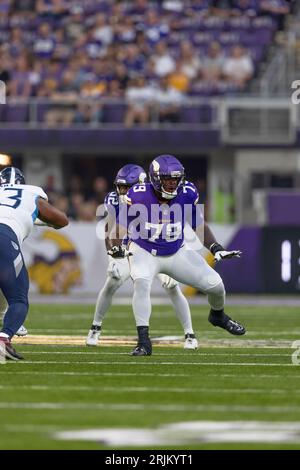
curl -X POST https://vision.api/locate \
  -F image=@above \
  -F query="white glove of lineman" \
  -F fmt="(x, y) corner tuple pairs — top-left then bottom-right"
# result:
(107, 245), (132, 259)
(210, 243), (242, 262)
(214, 250), (242, 262)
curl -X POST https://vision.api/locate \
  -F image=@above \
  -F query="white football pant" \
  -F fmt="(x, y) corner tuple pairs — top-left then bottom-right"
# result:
(93, 256), (194, 334)
(129, 242), (225, 327)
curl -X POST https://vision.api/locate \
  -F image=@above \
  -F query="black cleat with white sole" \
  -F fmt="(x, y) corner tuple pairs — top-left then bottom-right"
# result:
(130, 344), (152, 356)
(208, 310), (246, 336)
(130, 325), (152, 356)
(0, 337), (24, 361)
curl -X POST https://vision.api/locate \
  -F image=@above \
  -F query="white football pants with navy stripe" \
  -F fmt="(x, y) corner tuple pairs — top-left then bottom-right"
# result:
(0, 224), (29, 338)
(129, 242), (225, 327)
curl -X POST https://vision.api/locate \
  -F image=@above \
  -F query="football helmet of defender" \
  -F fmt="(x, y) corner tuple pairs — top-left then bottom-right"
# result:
(86, 163), (198, 350)
(121, 154), (245, 356)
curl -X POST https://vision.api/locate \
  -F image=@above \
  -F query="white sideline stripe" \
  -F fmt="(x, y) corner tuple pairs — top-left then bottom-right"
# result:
(25, 329), (300, 335)
(3, 371), (300, 379)
(0, 402), (299, 413)
(0, 385), (295, 394)
(23, 351), (292, 357)
(19, 360), (293, 366)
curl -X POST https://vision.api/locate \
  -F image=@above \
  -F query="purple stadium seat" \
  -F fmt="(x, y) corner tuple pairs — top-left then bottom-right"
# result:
(103, 103), (126, 123)
(180, 105), (213, 124)
(36, 103), (51, 122)
(5, 104), (29, 123)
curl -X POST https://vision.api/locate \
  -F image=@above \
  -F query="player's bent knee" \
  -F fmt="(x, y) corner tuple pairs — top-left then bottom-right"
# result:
(105, 277), (123, 293)
(133, 278), (152, 296)
(210, 280), (226, 297)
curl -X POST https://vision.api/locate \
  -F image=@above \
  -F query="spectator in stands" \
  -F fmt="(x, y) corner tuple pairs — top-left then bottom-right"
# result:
(127, 0), (148, 21)
(93, 13), (113, 46)
(53, 193), (69, 215)
(154, 76), (183, 123)
(114, 16), (136, 44)
(77, 200), (98, 222)
(233, 0), (258, 17)
(44, 70), (78, 126)
(123, 44), (146, 74)
(9, 27), (25, 58)
(168, 60), (190, 93)
(124, 76), (154, 127)
(106, 79), (124, 98)
(53, 27), (70, 61)
(148, 40), (176, 77)
(9, 54), (33, 97)
(65, 5), (85, 40)
(36, 77), (58, 97)
(112, 63), (129, 91)
(211, 0), (236, 16)
(260, 0), (290, 30)
(93, 176), (109, 204)
(201, 41), (224, 82)
(0, 51), (11, 87)
(141, 9), (170, 45)
(33, 22), (56, 59)
(222, 45), (254, 87)
(54, 70), (78, 100)
(14, 0), (35, 13)
(73, 102), (103, 125)
(68, 192), (84, 220)
(179, 41), (202, 81)
(36, 0), (68, 20)
(79, 77), (106, 99)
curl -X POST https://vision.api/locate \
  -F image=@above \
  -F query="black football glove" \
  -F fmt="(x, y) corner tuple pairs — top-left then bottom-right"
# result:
(107, 245), (132, 259)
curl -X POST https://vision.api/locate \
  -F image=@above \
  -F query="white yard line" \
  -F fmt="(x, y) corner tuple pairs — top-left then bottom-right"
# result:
(0, 402), (299, 413)
(0, 385), (295, 394)
(2, 371), (300, 378)
(22, 351), (292, 357)
(17, 360), (293, 366)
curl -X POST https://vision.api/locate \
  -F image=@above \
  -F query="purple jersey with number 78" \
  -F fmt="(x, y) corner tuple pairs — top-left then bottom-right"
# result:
(119, 181), (204, 256)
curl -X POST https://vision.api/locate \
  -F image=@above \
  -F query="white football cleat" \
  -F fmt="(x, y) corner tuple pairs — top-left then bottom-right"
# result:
(16, 325), (28, 336)
(86, 325), (101, 346)
(184, 334), (198, 350)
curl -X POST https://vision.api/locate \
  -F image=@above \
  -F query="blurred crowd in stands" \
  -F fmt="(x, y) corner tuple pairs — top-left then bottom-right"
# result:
(0, 0), (294, 125)
(43, 170), (208, 221)
(46, 173), (109, 221)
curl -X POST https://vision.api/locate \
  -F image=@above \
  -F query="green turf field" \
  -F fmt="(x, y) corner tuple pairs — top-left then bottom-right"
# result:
(1, 303), (300, 450)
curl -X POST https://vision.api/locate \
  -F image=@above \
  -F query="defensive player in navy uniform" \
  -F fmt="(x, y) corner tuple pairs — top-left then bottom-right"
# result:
(116, 155), (246, 355)
(0, 167), (68, 361)
(86, 163), (198, 349)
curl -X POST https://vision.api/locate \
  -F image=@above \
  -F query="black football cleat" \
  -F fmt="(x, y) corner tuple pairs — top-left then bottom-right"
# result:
(130, 341), (152, 356)
(0, 337), (24, 361)
(208, 310), (246, 336)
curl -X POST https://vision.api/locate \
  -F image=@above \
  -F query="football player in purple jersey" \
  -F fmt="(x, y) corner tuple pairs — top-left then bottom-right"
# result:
(86, 163), (198, 349)
(115, 155), (245, 356)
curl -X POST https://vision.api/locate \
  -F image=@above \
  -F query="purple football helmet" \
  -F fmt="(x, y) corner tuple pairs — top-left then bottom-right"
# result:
(114, 164), (147, 198)
(149, 155), (185, 200)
